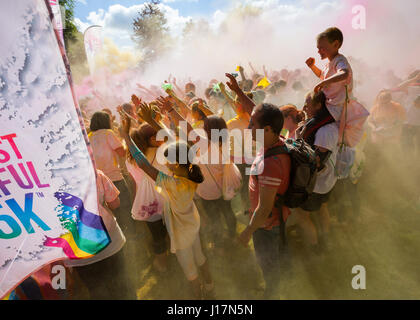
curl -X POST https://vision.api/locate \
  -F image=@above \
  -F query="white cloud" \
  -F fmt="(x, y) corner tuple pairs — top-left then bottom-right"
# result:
(73, 0), (419, 83)
(73, 17), (89, 33)
(75, 3), (192, 48)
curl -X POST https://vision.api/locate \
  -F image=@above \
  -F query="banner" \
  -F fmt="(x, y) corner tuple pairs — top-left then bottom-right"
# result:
(49, 0), (65, 47)
(0, 0), (109, 298)
(84, 25), (104, 76)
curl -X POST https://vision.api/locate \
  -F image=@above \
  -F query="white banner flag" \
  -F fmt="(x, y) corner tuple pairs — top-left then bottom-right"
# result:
(0, 0), (109, 298)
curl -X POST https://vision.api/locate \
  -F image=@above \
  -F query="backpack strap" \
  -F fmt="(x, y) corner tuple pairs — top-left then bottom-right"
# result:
(263, 145), (288, 159)
(302, 115), (335, 144)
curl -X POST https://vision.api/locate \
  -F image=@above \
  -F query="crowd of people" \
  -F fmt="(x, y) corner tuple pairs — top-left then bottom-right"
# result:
(10, 26), (420, 300)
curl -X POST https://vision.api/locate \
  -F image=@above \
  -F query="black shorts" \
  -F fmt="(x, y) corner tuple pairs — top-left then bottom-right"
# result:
(299, 190), (332, 212)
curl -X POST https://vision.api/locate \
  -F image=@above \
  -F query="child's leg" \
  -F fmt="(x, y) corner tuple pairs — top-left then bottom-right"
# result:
(191, 234), (213, 288)
(175, 245), (202, 299)
(146, 219), (168, 271)
(319, 202), (331, 235)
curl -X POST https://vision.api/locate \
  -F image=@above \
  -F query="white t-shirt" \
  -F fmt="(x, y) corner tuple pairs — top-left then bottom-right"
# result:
(321, 54), (353, 121)
(313, 123), (339, 194)
(65, 170), (126, 267)
(125, 148), (168, 222)
(195, 139), (225, 200)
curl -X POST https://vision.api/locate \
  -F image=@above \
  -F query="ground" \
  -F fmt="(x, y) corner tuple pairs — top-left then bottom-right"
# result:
(69, 144), (420, 300)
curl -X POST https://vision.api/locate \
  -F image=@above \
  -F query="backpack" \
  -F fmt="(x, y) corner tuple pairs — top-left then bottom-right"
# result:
(264, 138), (318, 209)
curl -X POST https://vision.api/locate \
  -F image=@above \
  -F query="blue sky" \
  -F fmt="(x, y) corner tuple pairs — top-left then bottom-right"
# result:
(74, 0), (228, 21)
(73, 0), (237, 49)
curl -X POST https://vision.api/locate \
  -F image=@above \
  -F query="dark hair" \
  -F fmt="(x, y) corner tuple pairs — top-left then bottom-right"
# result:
(90, 111), (111, 132)
(376, 90), (392, 104)
(317, 27), (344, 47)
(128, 124), (157, 162)
(306, 90), (329, 118)
(122, 103), (134, 115)
(203, 115), (228, 145)
(267, 86), (277, 95)
(163, 142), (204, 183)
(292, 81), (304, 91)
(185, 82), (196, 92)
(280, 104), (305, 124)
(191, 102), (207, 121)
(275, 80), (287, 88)
(255, 103), (284, 135)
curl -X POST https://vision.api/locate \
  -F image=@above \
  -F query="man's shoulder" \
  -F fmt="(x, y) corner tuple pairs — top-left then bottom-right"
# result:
(262, 147), (291, 173)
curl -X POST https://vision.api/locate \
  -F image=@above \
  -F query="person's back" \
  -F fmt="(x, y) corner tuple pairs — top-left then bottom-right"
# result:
(89, 129), (124, 182)
(126, 147), (167, 221)
(321, 53), (353, 115)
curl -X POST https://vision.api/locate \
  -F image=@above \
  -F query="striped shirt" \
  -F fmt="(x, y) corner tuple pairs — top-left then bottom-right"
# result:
(248, 140), (291, 230)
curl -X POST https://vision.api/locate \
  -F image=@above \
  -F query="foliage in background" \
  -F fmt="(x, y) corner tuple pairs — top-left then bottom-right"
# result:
(58, 0), (89, 83)
(132, 0), (172, 67)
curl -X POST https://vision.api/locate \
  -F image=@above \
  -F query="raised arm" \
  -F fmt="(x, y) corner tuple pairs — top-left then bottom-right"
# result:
(305, 57), (322, 79)
(225, 73), (255, 116)
(131, 94), (163, 133)
(314, 68), (349, 93)
(156, 96), (195, 142)
(238, 65), (247, 82)
(118, 114), (159, 181)
(394, 72), (420, 91)
(219, 82), (238, 114)
(136, 83), (158, 98)
(170, 77), (185, 98)
(165, 88), (191, 118)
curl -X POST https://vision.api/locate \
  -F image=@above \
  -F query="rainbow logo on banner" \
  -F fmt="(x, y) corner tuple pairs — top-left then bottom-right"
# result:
(44, 192), (111, 259)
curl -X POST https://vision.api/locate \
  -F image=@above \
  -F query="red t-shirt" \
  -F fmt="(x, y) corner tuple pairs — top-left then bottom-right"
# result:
(248, 140), (291, 230)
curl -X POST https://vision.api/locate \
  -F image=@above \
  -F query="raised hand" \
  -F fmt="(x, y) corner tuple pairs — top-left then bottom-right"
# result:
(305, 57), (315, 68)
(137, 102), (154, 124)
(263, 65), (268, 76)
(156, 96), (173, 113)
(131, 94), (142, 108)
(225, 73), (241, 93)
(118, 111), (131, 138)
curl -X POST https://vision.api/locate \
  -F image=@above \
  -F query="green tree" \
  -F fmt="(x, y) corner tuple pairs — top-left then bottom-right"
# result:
(132, 0), (171, 66)
(58, 0), (78, 48)
(53, 0), (88, 82)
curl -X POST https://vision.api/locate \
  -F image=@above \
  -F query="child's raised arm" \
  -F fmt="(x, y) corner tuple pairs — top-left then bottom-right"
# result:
(305, 57), (322, 78)
(119, 113), (159, 181)
(314, 68), (349, 93)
